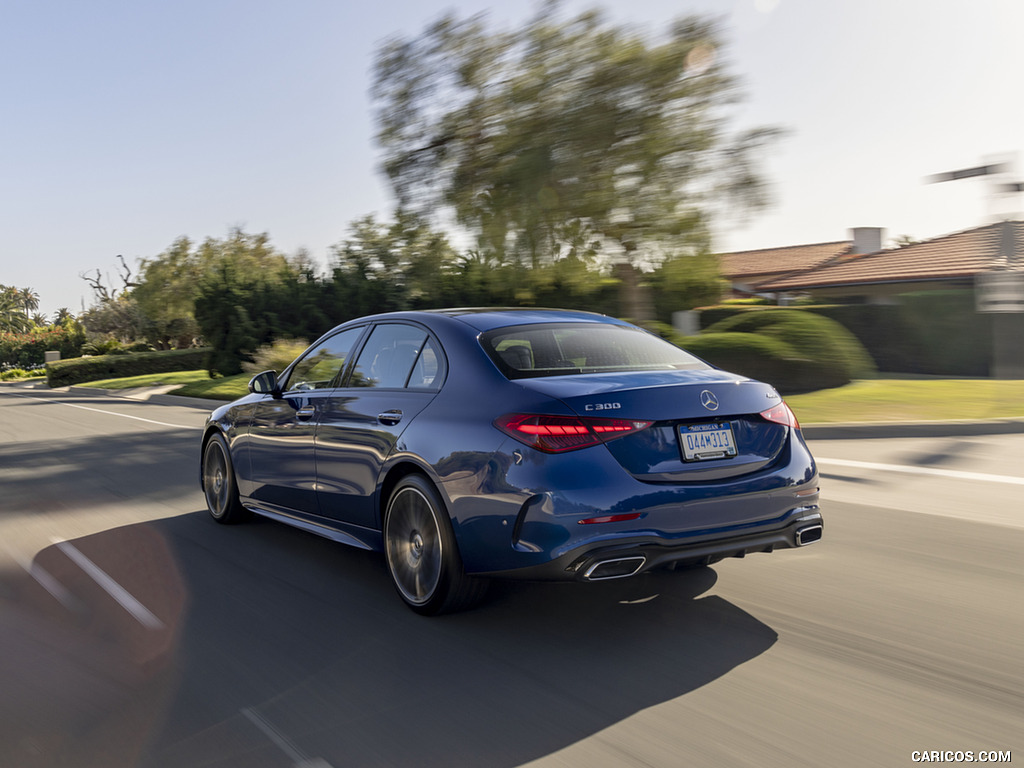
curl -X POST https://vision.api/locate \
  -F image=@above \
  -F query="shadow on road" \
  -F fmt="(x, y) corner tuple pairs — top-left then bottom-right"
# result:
(0, 429), (200, 517)
(1, 510), (778, 768)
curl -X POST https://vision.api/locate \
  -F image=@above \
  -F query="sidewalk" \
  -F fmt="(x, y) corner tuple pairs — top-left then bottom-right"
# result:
(64, 384), (220, 411)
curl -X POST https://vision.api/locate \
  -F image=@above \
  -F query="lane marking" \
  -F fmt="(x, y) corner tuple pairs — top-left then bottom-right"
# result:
(4, 391), (201, 430)
(3, 544), (81, 611)
(817, 457), (1024, 486)
(241, 707), (335, 768)
(53, 539), (166, 629)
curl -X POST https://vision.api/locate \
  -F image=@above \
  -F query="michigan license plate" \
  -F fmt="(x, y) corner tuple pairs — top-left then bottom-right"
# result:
(680, 422), (738, 462)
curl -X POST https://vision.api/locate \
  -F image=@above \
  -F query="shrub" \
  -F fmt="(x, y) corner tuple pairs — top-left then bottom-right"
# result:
(696, 305), (750, 329)
(242, 338), (309, 375)
(678, 332), (821, 394)
(0, 365), (45, 381)
(81, 338), (129, 356)
(46, 348), (211, 388)
(704, 309), (875, 389)
(807, 292), (990, 376)
(0, 322), (87, 368)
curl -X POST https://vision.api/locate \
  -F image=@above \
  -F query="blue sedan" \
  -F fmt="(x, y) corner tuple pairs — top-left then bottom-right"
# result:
(201, 308), (822, 614)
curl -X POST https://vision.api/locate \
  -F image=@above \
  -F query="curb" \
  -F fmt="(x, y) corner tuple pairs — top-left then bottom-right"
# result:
(67, 385), (223, 411)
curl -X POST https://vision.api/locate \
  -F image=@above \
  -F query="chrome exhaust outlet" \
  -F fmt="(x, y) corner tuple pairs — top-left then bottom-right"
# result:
(584, 556), (646, 581)
(795, 524), (823, 546)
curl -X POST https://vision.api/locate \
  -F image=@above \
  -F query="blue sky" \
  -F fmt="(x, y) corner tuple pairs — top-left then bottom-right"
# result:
(2, 0), (1022, 318)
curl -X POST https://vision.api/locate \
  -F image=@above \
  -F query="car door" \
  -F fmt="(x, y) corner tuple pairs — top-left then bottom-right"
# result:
(245, 326), (366, 515)
(314, 322), (446, 529)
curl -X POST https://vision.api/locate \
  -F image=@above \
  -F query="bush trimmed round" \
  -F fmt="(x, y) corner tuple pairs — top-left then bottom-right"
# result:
(680, 332), (820, 394)
(704, 309), (875, 390)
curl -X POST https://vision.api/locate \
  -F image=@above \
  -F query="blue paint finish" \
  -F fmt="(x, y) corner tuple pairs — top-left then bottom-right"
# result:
(202, 308), (822, 583)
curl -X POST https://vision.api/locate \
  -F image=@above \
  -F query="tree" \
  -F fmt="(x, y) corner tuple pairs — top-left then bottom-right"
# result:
(193, 229), (301, 375)
(79, 255), (145, 342)
(373, 3), (779, 319)
(18, 287), (40, 315)
(0, 285), (32, 333)
(133, 237), (203, 348)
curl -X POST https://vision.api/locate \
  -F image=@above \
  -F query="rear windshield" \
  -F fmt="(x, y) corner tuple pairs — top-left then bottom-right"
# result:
(481, 322), (711, 379)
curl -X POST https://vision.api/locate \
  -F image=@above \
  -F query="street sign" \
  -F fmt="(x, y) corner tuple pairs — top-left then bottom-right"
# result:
(976, 271), (1024, 313)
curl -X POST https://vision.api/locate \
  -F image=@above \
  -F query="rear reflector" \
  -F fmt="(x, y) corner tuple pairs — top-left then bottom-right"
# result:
(578, 513), (643, 525)
(494, 413), (653, 453)
(760, 402), (800, 430)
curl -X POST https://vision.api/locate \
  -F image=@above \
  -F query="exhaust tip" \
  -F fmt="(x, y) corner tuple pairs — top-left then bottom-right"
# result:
(796, 524), (823, 546)
(584, 556), (646, 581)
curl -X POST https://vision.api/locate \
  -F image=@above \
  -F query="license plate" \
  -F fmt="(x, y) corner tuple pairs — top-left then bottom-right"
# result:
(679, 422), (738, 462)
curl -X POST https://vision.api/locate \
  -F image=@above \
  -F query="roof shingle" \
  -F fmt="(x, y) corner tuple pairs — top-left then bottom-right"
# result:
(755, 221), (1024, 291)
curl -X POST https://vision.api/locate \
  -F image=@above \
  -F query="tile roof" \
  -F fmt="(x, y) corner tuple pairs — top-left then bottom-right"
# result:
(757, 221), (1024, 291)
(718, 241), (852, 280)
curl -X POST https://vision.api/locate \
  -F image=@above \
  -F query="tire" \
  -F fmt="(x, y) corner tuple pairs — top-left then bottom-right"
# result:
(202, 433), (249, 524)
(383, 474), (488, 615)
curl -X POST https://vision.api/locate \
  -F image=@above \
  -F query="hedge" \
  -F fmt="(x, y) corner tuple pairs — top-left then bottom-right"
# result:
(679, 332), (822, 394)
(702, 309), (876, 391)
(807, 292), (990, 376)
(698, 292), (992, 376)
(46, 348), (211, 388)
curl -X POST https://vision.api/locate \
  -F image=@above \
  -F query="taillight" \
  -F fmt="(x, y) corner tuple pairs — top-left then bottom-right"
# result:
(760, 402), (800, 430)
(494, 413), (653, 453)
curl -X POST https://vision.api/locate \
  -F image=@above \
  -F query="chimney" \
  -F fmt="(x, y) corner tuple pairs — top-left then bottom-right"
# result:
(851, 227), (884, 254)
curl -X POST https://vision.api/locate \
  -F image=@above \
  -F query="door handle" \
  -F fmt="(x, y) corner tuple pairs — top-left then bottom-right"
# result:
(377, 409), (403, 426)
(295, 404), (316, 421)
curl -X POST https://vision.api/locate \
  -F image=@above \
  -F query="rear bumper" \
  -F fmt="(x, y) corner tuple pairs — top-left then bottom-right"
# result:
(478, 507), (823, 581)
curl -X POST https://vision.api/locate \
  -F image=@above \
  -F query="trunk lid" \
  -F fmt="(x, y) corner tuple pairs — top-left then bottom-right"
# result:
(516, 370), (791, 482)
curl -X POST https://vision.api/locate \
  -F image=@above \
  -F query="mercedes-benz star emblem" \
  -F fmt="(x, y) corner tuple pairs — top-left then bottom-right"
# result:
(700, 390), (719, 411)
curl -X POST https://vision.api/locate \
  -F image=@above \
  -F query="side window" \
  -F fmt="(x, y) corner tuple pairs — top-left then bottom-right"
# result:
(408, 338), (446, 389)
(349, 324), (432, 389)
(284, 327), (364, 392)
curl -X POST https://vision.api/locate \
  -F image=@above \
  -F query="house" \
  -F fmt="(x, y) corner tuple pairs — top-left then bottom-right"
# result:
(755, 221), (1024, 303)
(715, 220), (1024, 377)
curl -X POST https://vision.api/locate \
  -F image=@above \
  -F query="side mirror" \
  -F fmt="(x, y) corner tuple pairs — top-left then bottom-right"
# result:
(248, 370), (282, 398)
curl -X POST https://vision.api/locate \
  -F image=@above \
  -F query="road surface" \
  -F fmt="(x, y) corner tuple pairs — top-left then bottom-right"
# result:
(0, 382), (1019, 767)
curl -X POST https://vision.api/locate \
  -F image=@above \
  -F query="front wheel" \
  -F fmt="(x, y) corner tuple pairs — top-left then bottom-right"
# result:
(383, 475), (487, 615)
(202, 433), (249, 524)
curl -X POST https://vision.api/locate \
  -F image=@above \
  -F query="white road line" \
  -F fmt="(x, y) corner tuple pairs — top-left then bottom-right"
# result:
(5, 391), (201, 430)
(52, 539), (166, 630)
(3, 545), (81, 610)
(817, 457), (1024, 486)
(241, 708), (335, 768)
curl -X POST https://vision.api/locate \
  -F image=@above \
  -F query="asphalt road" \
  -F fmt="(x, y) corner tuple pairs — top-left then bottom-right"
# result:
(0, 382), (1020, 768)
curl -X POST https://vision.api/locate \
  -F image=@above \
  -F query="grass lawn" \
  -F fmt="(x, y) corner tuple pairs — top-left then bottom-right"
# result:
(169, 373), (251, 400)
(74, 371), (1024, 422)
(84, 370), (215, 389)
(83, 369), (250, 400)
(787, 379), (1024, 423)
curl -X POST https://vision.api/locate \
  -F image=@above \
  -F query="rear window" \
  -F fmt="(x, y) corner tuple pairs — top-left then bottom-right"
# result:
(481, 322), (710, 379)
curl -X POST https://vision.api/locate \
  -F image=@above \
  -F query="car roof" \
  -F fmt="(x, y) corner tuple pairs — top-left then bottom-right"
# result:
(422, 307), (624, 332)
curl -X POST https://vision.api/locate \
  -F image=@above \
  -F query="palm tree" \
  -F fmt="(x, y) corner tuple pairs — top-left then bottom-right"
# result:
(53, 307), (74, 325)
(18, 287), (40, 314)
(31, 313), (49, 328)
(0, 287), (31, 333)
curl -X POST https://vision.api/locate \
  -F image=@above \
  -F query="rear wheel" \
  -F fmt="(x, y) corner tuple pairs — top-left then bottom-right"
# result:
(383, 474), (487, 615)
(202, 433), (249, 524)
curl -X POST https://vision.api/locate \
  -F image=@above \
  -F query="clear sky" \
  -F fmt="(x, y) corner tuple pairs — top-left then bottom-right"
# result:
(2, 0), (1021, 318)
